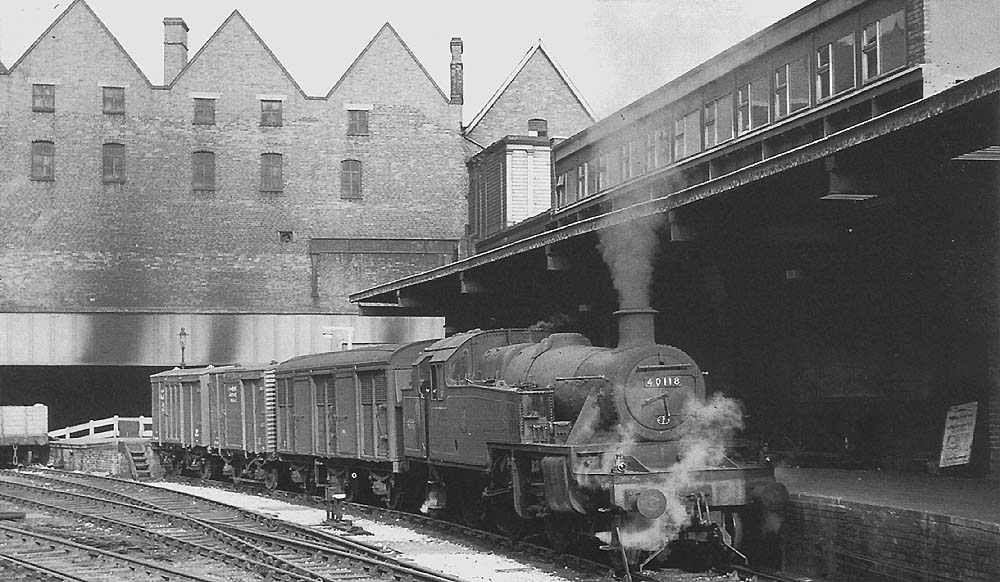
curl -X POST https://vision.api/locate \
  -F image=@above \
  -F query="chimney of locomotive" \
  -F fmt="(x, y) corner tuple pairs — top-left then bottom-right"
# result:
(614, 307), (658, 348)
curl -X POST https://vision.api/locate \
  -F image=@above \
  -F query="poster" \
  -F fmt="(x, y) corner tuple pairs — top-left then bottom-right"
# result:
(938, 401), (977, 468)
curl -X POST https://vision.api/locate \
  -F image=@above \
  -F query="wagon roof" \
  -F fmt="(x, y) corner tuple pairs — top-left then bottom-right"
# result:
(150, 364), (235, 380)
(275, 340), (435, 373)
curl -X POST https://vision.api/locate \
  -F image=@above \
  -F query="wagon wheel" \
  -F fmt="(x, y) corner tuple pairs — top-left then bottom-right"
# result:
(386, 475), (420, 512)
(263, 464), (280, 490)
(342, 470), (371, 503)
(386, 478), (407, 510)
(200, 459), (218, 481)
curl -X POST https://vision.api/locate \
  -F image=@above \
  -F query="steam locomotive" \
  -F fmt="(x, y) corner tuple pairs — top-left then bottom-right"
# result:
(151, 307), (785, 569)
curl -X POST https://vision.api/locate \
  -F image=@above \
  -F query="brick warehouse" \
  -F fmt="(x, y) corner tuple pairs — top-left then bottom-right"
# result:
(0, 0), (594, 427)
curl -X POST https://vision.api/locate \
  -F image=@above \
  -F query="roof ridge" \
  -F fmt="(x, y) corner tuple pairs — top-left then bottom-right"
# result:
(168, 9), (308, 97)
(326, 21), (448, 102)
(464, 39), (595, 135)
(7, 0), (153, 86)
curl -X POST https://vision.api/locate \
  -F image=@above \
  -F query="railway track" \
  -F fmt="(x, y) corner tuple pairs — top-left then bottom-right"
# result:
(0, 468), (472, 582)
(0, 522), (226, 582)
(158, 472), (616, 579)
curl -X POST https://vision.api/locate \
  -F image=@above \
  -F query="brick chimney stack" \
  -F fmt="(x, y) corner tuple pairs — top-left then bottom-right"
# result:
(450, 37), (463, 105)
(163, 17), (189, 85)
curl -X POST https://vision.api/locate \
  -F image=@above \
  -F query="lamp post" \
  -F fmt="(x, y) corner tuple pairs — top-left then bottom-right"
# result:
(178, 327), (188, 369)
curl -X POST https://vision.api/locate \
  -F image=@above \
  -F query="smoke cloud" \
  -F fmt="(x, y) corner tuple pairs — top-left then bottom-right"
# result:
(597, 215), (665, 310)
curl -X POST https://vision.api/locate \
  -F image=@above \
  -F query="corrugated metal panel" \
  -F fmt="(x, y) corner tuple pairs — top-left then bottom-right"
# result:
(0, 313), (444, 366)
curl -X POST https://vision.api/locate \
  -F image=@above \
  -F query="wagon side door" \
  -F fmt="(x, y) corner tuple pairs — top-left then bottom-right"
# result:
(292, 378), (314, 455)
(335, 371), (359, 457)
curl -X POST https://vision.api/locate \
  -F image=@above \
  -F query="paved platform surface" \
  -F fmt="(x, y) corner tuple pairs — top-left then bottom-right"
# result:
(777, 467), (1000, 524)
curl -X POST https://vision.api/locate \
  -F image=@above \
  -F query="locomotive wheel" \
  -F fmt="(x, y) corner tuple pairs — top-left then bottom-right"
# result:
(489, 500), (530, 540)
(724, 510), (744, 549)
(543, 513), (579, 553)
(459, 489), (486, 528)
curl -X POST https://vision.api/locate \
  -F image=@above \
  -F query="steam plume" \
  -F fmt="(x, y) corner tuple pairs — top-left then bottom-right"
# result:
(597, 215), (665, 309)
(612, 394), (745, 551)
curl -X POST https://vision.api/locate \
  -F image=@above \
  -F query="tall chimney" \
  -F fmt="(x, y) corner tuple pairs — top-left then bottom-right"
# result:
(615, 307), (657, 349)
(163, 17), (189, 85)
(450, 37), (463, 105)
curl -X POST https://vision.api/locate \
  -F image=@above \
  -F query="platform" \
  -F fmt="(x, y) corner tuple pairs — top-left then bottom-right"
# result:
(778, 468), (999, 581)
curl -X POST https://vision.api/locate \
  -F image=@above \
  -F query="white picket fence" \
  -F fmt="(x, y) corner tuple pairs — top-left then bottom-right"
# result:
(47, 415), (153, 440)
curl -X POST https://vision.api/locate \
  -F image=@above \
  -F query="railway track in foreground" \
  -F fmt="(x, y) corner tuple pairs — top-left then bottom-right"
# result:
(0, 468), (472, 582)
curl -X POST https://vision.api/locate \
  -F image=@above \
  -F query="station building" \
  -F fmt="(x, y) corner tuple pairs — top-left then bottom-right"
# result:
(352, 0), (1000, 481)
(0, 0), (594, 426)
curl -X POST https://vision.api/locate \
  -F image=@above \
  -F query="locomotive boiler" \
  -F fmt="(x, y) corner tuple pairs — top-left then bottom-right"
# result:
(151, 307), (785, 571)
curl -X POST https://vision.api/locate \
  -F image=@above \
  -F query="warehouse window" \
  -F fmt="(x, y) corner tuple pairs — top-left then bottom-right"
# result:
(193, 98), (215, 125)
(347, 109), (369, 135)
(341, 159), (362, 199)
(862, 10), (906, 82)
(103, 86), (125, 114)
(31, 141), (55, 180)
(576, 164), (588, 198)
(192, 151), (216, 190)
(102, 143), (126, 183)
(32, 84), (55, 112)
(260, 100), (282, 126)
(260, 153), (283, 191)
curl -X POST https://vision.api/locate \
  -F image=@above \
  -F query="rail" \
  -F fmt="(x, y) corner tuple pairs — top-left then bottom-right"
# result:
(47, 415), (153, 440)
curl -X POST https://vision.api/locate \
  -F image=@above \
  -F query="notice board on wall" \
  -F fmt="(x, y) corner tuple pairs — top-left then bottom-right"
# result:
(938, 401), (977, 468)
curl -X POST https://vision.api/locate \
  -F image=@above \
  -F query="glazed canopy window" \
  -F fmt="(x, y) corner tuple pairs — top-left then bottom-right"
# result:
(817, 31), (856, 100)
(704, 93), (733, 148)
(774, 57), (810, 119)
(863, 9), (906, 81)
(737, 77), (768, 134)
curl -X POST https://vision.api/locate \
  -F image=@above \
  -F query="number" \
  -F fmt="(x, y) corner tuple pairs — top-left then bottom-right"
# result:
(645, 376), (682, 388)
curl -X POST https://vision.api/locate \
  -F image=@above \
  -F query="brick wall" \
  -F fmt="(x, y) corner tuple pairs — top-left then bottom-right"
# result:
(784, 493), (1000, 581)
(906, 0), (925, 66)
(466, 47), (594, 147)
(0, 3), (466, 316)
(50, 440), (130, 476)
